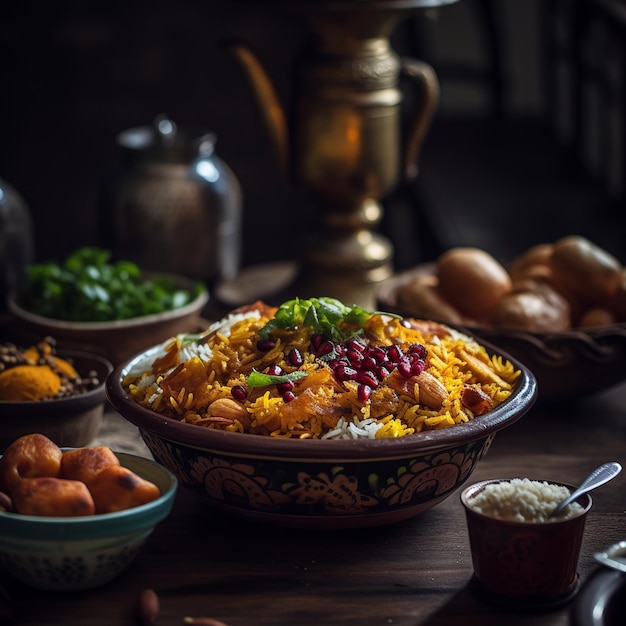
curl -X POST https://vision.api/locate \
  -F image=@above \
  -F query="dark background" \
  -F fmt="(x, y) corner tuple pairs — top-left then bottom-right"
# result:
(1, 0), (623, 283)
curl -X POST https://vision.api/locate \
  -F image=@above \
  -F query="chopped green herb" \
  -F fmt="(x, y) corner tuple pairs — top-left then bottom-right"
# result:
(258, 297), (395, 342)
(247, 369), (308, 388)
(21, 247), (206, 322)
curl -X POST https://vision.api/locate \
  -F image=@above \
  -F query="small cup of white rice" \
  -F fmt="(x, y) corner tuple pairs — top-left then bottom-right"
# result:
(460, 477), (592, 609)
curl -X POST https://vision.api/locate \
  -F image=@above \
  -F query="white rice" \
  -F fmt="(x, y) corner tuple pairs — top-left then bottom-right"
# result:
(181, 310), (261, 364)
(322, 417), (382, 440)
(467, 478), (585, 523)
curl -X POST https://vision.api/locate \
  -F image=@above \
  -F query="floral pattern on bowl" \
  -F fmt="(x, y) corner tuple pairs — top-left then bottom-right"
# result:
(141, 430), (494, 529)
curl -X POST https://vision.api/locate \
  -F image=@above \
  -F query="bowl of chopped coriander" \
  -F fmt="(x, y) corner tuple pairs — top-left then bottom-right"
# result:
(7, 247), (209, 366)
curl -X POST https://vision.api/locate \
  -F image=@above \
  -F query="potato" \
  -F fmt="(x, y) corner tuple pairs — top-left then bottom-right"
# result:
(490, 281), (571, 331)
(437, 247), (512, 319)
(0, 433), (62, 492)
(549, 235), (622, 303)
(88, 465), (161, 514)
(509, 243), (554, 280)
(396, 273), (467, 325)
(61, 446), (120, 487)
(11, 476), (95, 517)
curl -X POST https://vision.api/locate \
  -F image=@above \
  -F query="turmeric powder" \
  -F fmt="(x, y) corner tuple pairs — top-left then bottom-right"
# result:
(0, 364), (62, 401)
(0, 337), (97, 402)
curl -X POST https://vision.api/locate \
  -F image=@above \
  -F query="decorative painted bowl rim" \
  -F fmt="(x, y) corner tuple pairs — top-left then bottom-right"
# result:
(106, 341), (538, 461)
(0, 349), (113, 415)
(0, 451), (178, 540)
(7, 272), (209, 331)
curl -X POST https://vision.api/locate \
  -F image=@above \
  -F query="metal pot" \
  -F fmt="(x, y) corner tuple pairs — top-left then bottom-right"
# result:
(101, 115), (242, 286)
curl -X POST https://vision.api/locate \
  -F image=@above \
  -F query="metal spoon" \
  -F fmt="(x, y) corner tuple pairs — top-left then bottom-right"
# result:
(549, 461), (622, 518)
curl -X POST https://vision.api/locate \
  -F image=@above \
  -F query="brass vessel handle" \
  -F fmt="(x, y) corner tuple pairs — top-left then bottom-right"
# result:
(400, 57), (440, 181)
(227, 42), (290, 177)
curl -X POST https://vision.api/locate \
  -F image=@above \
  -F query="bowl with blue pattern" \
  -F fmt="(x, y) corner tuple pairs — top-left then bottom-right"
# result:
(0, 451), (177, 591)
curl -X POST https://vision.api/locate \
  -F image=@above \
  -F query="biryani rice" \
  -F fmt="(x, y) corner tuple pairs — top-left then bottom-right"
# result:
(124, 301), (521, 439)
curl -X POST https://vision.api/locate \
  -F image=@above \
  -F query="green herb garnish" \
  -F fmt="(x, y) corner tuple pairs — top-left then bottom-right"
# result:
(247, 369), (308, 388)
(258, 297), (379, 342)
(21, 246), (206, 322)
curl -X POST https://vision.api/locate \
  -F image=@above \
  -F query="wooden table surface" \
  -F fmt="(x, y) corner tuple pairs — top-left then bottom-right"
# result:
(3, 381), (626, 626)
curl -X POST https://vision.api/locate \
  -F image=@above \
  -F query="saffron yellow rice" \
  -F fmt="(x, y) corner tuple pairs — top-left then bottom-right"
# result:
(124, 302), (520, 440)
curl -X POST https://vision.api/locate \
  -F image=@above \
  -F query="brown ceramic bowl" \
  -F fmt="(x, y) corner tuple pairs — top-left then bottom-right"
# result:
(106, 339), (538, 530)
(377, 266), (626, 402)
(0, 350), (113, 452)
(7, 274), (209, 367)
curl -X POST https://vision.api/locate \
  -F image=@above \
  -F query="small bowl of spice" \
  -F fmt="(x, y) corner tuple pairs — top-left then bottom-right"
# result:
(460, 477), (592, 610)
(0, 337), (113, 452)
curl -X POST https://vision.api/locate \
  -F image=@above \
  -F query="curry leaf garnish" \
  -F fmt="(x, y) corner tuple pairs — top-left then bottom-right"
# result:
(247, 369), (308, 388)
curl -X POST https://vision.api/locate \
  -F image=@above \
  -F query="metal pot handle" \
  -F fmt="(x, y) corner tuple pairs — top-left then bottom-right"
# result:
(400, 57), (440, 181)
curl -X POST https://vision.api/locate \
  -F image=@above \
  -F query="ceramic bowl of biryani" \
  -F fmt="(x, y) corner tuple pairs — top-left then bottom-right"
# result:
(7, 246), (209, 366)
(0, 448), (177, 591)
(0, 338), (113, 452)
(106, 297), (538, 530)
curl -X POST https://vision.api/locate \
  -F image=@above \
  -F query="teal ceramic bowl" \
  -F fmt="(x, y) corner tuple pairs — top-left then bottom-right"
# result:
(0, 452), (177, 591)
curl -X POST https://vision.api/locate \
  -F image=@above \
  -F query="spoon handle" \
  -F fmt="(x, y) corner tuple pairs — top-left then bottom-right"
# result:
(551, 461), (622, 517)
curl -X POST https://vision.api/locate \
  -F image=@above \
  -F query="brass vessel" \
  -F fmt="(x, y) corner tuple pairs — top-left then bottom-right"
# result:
(230, 0), (458, 308)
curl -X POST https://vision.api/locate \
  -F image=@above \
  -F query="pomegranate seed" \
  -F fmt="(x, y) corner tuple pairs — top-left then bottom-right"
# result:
(345, 338), (365, 353)
(377, 365), (391, 379)
(257, 339), (275, 352)
(368, 347), (386, 364)
(408, 343), (427, 359)
(335, 364), (358, 382)
(361, 355), (377, 371)
(380, 358), (393, 372)
(288, 348), (304, 367)
(357, 384), (372, 403)
(397, 357), (413, 378)
(346, 348), (364, 366)
(267, 364), (283, 376)
(356, 370), (379, 388)
(277, 380), (294, 393)
(387, 345), (403, 363)
(231, 385), (247, 401)
(310, 333), (325, 351)
(283, 390), (296, 403)
(411, 360), (425, 376)
(317, 340), (335, 357)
